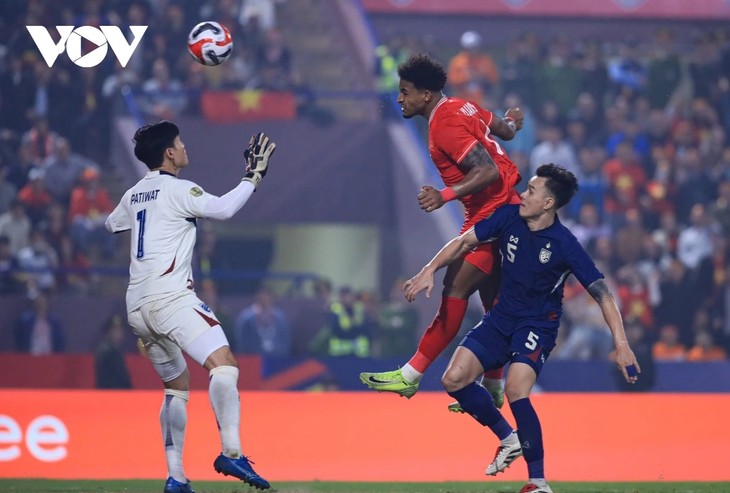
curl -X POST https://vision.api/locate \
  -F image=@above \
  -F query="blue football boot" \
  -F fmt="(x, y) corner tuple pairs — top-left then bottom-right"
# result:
(213, 453), (270, 490)
(163, 476), (194, 493)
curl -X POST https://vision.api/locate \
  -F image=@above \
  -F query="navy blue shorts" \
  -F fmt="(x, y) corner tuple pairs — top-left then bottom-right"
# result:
(460, 310), (558, 375)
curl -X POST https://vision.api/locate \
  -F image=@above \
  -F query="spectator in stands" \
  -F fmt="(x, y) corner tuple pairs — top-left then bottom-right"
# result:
(556, 275), (616, 361)
(21, 117), (57, 163)
(376, 277), (419, 357)
(16, 227), (58, 295)
(567, 202), (611, 248)
(95, 314), (133, 389)
(13, 291), (65, 354)
(646, 28), (682, 109)
(0, 201), (31, 256)
(603, 141), (648, 227)
(565, 145), (607, 219)
(499, 32), (540, 109)
(39, 201), (68, 257)
(310, 286), (372, 357)
(241, 0), (281, 31)
(656, 258), (699, 346)
(536, 36), (583, 115)
(652, 324), (687, 361)
(710, 179), (730, 237)
(17, 167), (53, 225)
(42, 137), (91, 205)
(675, 147), (716, 224)
(677, 203), (716, 274)
(447, 30), (499, 104)
(5, 142), (41, 191)
(688, 33), (723, 101)
(139, 58), (187, 120)
(576, 42), (609, 112)
(256, 28), (293, 91)
(0, 235), (21, 294)
(68, 167), (116, 259)
(529, 124), (579, 177)
(234, 286), (292, 356)
(608, 39), (647, 98)
(0, 55), (36, 134)
(0, 166), (18, 214)
(687, 330), (727, 361)
(605, 118), (651, 164)
(56, 233), (91, 294)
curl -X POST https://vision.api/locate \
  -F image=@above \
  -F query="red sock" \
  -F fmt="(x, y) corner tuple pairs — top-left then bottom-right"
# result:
(408, 296), (468, 373)
(483, 368), (503, 380)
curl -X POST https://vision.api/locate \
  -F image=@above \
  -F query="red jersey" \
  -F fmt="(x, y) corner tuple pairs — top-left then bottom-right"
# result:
(428, 97), (521, 230)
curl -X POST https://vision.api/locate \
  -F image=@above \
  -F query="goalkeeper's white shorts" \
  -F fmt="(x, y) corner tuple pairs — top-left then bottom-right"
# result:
(128, 290), (230, 381)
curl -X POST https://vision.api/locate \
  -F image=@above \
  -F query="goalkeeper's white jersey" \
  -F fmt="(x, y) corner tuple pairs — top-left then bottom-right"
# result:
(106, 170), (214, 311)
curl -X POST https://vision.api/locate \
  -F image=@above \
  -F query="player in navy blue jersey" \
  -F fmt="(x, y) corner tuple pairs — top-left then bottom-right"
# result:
(403, 163), (640, 493)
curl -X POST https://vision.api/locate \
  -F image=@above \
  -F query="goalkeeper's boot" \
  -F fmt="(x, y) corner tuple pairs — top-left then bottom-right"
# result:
(486, 433), (522, 476)
(448, 385), (504, 413)
(214, 453), (270, 490)
(519, 482), (553, 493)
(163, 477), (194, 493)
(359, 368), (419, 398)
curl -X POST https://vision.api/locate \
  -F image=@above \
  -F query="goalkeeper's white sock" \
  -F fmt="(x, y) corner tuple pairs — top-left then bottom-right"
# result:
(209, 365), (242, 458)
(160, 389), (189, 483)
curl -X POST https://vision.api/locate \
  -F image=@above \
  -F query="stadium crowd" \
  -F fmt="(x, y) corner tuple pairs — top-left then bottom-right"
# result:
(0, 0), (728, 365)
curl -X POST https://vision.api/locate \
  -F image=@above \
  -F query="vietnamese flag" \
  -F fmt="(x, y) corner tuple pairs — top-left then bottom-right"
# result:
(201, 90), (296, 123)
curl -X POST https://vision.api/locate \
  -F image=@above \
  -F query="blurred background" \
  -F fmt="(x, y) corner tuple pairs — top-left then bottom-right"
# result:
(1, 0), (730, 393)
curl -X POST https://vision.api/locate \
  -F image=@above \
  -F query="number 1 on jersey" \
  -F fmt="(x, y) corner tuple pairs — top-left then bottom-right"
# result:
(136, 209), (146, 258)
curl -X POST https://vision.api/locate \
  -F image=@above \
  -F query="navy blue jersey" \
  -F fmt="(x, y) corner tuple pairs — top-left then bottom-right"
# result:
(474, 204), (604, 326)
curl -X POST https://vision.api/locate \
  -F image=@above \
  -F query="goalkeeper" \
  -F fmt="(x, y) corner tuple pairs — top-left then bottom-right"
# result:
(105, 121), (275, 493)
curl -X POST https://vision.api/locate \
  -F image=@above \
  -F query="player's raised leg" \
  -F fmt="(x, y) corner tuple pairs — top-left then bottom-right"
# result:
(360, 259), (478, 397)
(449, 270), (504, 413)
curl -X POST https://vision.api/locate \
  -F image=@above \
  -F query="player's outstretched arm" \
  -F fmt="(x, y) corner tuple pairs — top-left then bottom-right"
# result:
(490, 107), (524, 141)
(587, 278), (641, 384)
(203, 132), (277, 220)
(403, 228), (480, 302)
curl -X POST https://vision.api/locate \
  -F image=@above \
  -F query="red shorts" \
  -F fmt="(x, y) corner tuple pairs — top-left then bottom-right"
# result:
(464, 241), (498, 275)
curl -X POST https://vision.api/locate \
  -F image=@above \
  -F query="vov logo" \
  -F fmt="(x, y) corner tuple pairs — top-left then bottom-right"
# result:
(26, 25), (148, 68)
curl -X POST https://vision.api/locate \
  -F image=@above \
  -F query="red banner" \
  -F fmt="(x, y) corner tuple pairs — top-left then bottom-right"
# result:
(0, 391), (728, 481)
(362, 0), (730, 19)
(201, 90), (296, 123)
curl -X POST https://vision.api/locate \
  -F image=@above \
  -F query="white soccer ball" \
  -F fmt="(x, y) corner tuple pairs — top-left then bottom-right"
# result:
(187, 21), (233, 66)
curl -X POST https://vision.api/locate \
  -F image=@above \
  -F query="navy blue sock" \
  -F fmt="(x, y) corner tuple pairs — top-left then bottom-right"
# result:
(448, 383), (513, 440)
(510, 397), (544, 478)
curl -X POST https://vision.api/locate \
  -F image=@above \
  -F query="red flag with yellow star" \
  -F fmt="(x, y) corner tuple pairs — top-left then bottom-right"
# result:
(201, 90), (296, 123)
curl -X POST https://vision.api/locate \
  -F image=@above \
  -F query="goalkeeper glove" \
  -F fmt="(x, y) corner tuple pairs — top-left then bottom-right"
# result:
(242, 132), (276, 188)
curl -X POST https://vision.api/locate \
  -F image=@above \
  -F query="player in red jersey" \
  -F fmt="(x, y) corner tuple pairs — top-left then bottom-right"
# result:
(360, 54), (523, 408)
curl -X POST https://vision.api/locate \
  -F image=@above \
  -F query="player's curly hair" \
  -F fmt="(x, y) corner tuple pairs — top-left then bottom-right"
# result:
(536, 163), (579, 209)
(397, 54), (447, 92)
(133, 120), (180, 169)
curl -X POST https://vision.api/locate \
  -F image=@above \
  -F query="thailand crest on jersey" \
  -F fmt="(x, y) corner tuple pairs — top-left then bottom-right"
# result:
(539, 248), (552, 264)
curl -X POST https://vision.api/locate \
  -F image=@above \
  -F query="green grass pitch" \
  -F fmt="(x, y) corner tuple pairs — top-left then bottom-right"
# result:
(0, 480), (728, 493)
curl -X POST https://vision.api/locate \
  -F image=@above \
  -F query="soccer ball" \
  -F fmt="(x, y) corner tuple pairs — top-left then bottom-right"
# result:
(187, 21), (233, 66)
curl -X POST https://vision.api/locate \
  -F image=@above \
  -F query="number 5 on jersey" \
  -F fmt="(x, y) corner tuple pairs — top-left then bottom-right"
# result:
(506, 235), (519, 263)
